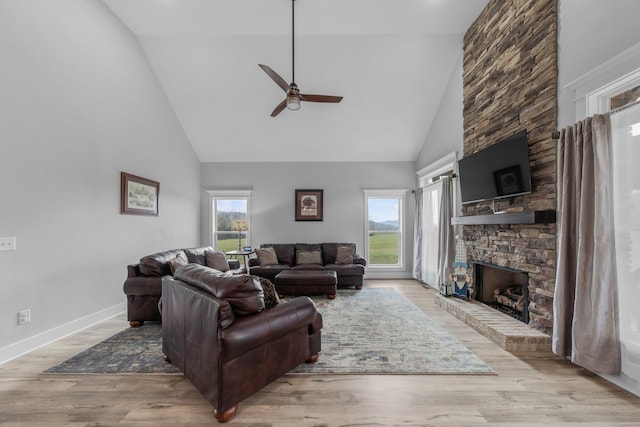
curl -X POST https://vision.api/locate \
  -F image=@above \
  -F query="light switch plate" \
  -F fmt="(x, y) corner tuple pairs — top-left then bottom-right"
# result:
(0, 237), (16, 251)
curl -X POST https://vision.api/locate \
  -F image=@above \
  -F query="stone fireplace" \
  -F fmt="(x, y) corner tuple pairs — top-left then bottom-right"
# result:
(461, 0), (558, 335)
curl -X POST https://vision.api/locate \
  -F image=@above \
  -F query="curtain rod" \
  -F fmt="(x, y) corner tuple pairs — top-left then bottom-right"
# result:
(611, 98), (640, 114)
(551, 98), (640, 139)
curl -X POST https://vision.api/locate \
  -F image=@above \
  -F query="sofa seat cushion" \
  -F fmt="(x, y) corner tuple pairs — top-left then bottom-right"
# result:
(220, 297), (318, 361)
(323, 263), (365, 276)
(291, 264), (323, 271)
(175, 264), (265, 316)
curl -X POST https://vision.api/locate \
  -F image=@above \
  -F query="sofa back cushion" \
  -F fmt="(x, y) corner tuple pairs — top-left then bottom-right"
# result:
(183, 246), (214, 265)
(168, 252), (189, 275)
(139, 249), (185, 276)
(321, 243), (357, 265)
(296, 249), (323, 265)
(175, 264), (265, 316)
(260, 243), (295, 266)
(255, 247), (278, 265)
(205, 250), (230, 272)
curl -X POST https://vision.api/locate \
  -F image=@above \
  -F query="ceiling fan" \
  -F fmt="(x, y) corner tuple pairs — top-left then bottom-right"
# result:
(259, 0), (343, 117)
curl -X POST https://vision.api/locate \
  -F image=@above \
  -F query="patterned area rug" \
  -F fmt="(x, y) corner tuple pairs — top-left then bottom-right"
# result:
(290, 287), (493, 374)
(44, 287), (493, 375)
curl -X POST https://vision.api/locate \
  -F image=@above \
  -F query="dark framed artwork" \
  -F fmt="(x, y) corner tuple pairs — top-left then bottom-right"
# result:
(120, 172), (159, 216)
(295, 189), (323, 221)
(493, 165), (524, 196)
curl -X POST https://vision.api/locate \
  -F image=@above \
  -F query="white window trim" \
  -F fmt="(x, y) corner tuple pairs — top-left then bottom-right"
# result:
(416, 151), (458, 187)
(565, 41), (640, 120)
(586, 67), (640, 115)
(207, 189), (252, 250)
(363, 189), (408, 272)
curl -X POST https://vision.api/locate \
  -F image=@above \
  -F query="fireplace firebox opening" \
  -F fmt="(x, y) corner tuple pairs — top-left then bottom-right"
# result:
(472, 261), (529, 324)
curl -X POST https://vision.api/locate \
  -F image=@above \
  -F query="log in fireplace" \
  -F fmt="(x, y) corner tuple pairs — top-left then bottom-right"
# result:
(472, 261), (529, 324)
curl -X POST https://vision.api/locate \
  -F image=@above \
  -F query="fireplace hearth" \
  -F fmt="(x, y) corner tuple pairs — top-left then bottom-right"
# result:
(472, 261), (529, 324)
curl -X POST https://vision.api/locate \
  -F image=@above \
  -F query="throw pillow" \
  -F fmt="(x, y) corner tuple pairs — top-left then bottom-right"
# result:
(255, 247), (278, 265)
(205, 250), (230, 272)
(255, 276), (281, 308)
(296, 249), (323, 265)
(335, 245), (356, 264)
(168, 252), (188, 275)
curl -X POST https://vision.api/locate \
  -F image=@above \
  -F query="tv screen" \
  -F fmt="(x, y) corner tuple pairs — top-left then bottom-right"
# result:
(458, 130), (532, 204)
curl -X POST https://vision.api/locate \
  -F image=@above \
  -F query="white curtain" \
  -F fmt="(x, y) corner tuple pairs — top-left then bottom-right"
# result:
(421, 181), (441, 288)
(436, 176), (455, 287)
(412, 188), (423, 280)
(612, 102), (640, 385)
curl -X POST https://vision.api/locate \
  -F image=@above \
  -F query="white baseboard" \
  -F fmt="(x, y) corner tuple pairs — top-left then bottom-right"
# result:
(0, 302), (126, 365)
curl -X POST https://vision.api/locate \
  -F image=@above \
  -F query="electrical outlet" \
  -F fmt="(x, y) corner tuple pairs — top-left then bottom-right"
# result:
(18, 309), (31, 325)
(0, 237), (16, 251)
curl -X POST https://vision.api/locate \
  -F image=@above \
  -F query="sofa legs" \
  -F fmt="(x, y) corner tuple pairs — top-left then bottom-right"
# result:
(129, 320), (144, 327)
(355, 285), (363, 290)
(213, 404), (238, 423)
(306, 353), (319, 364)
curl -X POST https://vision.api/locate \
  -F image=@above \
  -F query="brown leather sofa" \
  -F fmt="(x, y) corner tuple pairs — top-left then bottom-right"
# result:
(123, 246), (244, 327)
(162, 264), (322, 423)
(249, 243), (366, 288)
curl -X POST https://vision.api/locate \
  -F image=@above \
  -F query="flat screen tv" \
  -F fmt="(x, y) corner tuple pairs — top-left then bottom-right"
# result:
(458, 130), (532, 204)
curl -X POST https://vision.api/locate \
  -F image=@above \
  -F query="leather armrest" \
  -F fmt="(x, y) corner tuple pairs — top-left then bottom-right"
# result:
(354, 254), (367, 266)
(123, 276), (163, 296)
(220, 296), (319, 361)
(248, 257), (260, 267)
(127, 264), (142, 278)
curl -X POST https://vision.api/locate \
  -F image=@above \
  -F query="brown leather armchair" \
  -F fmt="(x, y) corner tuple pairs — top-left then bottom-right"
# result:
(161, 264), (322, 423)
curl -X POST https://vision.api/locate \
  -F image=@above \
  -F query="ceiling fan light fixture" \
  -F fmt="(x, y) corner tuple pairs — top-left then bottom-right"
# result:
(287, 94), (301, 110)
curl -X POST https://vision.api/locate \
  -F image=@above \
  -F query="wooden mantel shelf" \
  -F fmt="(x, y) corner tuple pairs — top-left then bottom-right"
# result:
(451, 210), (556, 225)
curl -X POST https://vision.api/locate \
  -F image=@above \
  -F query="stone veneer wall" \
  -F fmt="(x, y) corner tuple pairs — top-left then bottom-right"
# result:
(462, 0), (558, 334)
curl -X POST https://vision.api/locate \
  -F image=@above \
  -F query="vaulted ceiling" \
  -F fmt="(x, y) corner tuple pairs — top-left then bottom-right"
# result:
(102, 0), (488, 162)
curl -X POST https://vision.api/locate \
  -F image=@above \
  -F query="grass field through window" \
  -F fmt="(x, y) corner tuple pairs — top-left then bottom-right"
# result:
(369, 232), (399, 265)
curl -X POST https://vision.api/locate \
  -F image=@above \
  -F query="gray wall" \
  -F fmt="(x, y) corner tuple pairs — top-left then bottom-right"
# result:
(200, 162), (416, 277)
(0, 1), (201, 361)
(415, 53), (464, 171)
(558, 0), (640, 127)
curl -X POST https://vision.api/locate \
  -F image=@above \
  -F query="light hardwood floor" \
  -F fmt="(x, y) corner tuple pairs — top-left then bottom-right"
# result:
(2, 279), (639, 426)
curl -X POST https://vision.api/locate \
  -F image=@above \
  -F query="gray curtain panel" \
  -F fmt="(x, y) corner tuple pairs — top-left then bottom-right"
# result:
(553, 113), (621, 375)
(436, 177), (455, 288)
(412, 187), (423, 281)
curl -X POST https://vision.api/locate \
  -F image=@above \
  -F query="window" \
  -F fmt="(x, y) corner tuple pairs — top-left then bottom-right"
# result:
(207, 190), (251, 255)
(364, 190), (407, 268)
(587, 67), (640, 115)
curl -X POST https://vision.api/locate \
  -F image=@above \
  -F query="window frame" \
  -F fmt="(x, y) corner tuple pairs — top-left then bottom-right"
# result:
(363, 189), (408, 270)
(207, 190), (252, 251)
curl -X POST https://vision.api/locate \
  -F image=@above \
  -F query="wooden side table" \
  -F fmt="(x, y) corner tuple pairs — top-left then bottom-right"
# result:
(225, 250), (254, 272)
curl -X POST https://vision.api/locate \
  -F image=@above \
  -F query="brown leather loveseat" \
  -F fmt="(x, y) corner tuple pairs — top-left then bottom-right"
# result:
(123, 246), (244, 327)
(162, 264), (322, 423)
(249, 242), (367, 288)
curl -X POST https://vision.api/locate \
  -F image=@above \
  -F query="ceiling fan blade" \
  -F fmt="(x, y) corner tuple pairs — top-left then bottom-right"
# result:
(300, 94), (343, 103)
(270, 99), (288, 117)
(259, 64), (290, 93)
